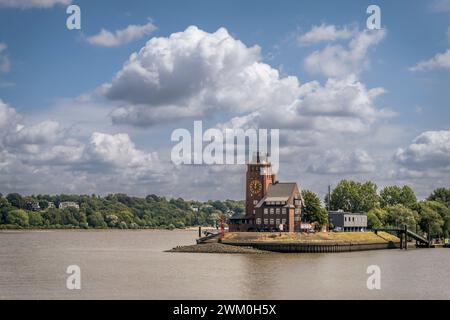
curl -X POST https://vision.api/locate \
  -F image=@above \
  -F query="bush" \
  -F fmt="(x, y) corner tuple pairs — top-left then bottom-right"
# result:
(28, 212), (44, 227)
(6, 209), (29, 227)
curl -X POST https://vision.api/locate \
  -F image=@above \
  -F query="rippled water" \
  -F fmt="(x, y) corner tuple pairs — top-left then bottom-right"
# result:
(0, 230), (449, 299)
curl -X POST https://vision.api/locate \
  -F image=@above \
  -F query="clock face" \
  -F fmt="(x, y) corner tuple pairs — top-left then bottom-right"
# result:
(249, 180), (262, 195)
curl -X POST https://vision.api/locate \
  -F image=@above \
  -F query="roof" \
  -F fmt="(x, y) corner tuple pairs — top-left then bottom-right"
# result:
(255, 182), (300, 208)
(328, 211), (367, 216)
(266, 182), (297, 198)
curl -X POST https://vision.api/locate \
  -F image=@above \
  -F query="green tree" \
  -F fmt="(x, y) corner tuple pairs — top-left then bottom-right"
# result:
(367, 211), (383, 229)
(303, 190), (328, 229)
(325, 180), (379, 213)
(88, 212), (107, 228)
(6, 209), (29, 227)
(384, 205), (418, 230)
(368, 208), (387, 226)
(28, 212), (44, 227)
(380, 185), (417, 209)
(6, 193), (25, 209)
(428, 188), (450, 207)
(416, 201), (450, 237)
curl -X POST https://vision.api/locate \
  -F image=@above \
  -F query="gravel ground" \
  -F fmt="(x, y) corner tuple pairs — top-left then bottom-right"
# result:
(166, 243), (271, 254)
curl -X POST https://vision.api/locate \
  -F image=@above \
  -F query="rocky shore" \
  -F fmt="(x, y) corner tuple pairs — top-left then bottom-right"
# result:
(167, 242), (271, 254)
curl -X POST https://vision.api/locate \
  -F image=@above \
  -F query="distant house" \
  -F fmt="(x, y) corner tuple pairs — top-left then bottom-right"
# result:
(328, 211), (367, 232)
(26, 202), (41, 211)
(47, 202), (55, 209)
(59, 202), (80, 210)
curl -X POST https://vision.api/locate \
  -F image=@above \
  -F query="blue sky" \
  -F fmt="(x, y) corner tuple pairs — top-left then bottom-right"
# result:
(1, 0), (450, 200)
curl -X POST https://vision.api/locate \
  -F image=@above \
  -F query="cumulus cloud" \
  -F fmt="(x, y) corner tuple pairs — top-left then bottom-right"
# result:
(221, 75), (393, 134)
(102, 26), (391, 132)
(5, 120), (63, 147)
(307, 149), (375, 174)
(0, 0), (70, 9)
(86, 21), (157, 47)
(395, 131), (450, 175)
(297, 24), (356, 45)
(303, 27), (386, 78)
(410, 49), (450, 72)
(0, 99), (21, 138)
(88, 132), (157, 168)
(0, 100), (165, 179)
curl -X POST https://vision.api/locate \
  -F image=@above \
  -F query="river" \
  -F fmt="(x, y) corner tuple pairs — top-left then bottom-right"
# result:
(0, 230), (448, 299)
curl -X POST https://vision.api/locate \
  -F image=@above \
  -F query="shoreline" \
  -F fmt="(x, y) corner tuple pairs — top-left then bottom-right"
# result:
(0, 227), (214, 232)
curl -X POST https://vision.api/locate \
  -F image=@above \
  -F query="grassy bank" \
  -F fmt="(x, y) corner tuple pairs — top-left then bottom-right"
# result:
(223, 231), (399, 244)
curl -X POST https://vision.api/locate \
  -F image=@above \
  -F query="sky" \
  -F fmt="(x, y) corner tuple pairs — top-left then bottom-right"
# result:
(0, 0), (450, 201)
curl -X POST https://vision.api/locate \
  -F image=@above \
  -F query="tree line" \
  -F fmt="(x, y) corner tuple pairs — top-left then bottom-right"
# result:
(0, 193), (244, 230)
(321, 181), (450, 238)
(1, 181), (449, 238)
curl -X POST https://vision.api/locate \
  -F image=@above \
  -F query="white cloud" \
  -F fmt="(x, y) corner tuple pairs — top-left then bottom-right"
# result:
(297, 24), (355, 45)
(430, 0), (450, 13)
(220, 75), (392, 134)
(303, 27), (386, 78)
(0, 99), (21, 139)
(395, 131), (450, 175)
(0, 43), (10, 73)
(86, 21), (157, 47)
(0, 0), (70, 9)
(5, 120), (63, 147)
(307, 149), (376, 174)
(410, 49), (450, 72)
(104, 26), (303, 125)
(88, 132), (157, 168)
(103, 26), (391, 132)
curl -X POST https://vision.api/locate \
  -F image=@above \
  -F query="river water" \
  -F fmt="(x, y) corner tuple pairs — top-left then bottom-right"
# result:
(0, 230), (448, 300)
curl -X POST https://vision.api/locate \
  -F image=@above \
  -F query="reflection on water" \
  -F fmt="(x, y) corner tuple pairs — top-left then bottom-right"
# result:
(0, 230), (449, 299)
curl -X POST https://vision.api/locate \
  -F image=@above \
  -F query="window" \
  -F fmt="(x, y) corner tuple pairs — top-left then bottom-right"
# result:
(276, 219), (280, 225)
(281, 219), (286, 224)
(294, 216), (300, 222)
(282, 208), (286, 215)
(295, 208), (300, 215)
(253, 200), (258, 205)
(264, 218), (269, 224)
(264, 208), (268, 215)
(256, 218), (261, 225)
(269, 219), (274, 225)
(276, 208), (280, 214)
(270, 208), (274, 215)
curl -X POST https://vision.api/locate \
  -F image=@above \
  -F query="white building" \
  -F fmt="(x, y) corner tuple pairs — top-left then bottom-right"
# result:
(59, 202), (80, 210)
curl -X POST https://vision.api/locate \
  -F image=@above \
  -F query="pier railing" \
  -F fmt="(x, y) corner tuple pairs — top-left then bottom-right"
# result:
(373, 226), (431, 249)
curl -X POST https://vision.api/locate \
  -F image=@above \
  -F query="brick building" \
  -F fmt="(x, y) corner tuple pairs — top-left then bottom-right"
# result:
(229, 153), (304, 232)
